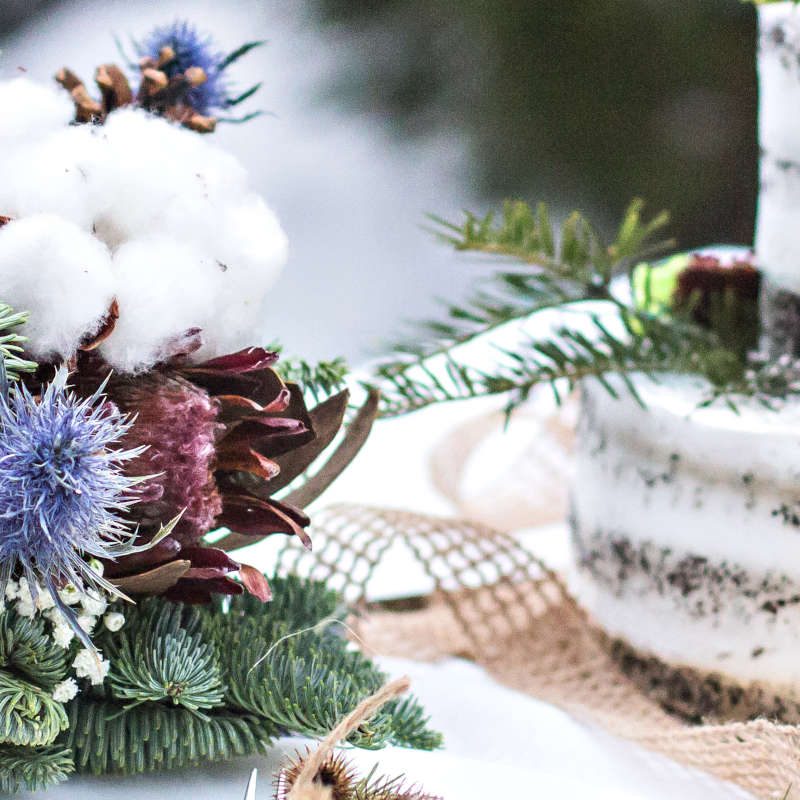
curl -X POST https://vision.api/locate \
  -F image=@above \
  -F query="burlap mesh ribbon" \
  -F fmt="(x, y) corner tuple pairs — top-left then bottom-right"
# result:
(277, 504), (800, 799)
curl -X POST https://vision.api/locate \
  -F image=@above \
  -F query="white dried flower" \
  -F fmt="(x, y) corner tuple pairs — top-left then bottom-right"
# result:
(58, 584), (82, 606)
(16, 577), (32, 604)
(72, 649), (110, 685)
(87, 558), (105, 578)
(103, 611), (125, 632)
(36, 590), (56, 611)
(80, 591), (108, 617)
(52, 623), (75, 649)
(52, 677), (79, 703)
(5, 580), (19, 601)
(76, 615), (96, 635)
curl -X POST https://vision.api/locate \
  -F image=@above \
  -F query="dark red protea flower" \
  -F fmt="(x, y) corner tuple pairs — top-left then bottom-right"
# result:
(98, 347), (321, 603)
(106, 372), (223, 544)
(24, 334), (375, 604)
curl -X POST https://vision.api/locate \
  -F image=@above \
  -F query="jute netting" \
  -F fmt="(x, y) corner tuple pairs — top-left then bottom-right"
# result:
(277, 504), (800, 799)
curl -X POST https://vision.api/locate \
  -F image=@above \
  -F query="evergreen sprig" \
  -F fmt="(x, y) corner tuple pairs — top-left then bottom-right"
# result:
(373, 199), (781, 417)
(0, 671), (68, 747)
(67, 699), (273, 775)
(105, 601), (225, 714)
(0, 608), (68, 691)
(0, 303), (37, 383)
(0, 744), (73, 794)
(392, 199), (670, 364)
(0, 606), (74, 793)
(58, 574), (440, 780)
(274, 353), (349, 403)
(0, 573), (439, 792)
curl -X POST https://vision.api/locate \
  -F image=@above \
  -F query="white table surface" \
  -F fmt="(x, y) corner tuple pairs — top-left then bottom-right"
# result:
(23, 655), (752, 800)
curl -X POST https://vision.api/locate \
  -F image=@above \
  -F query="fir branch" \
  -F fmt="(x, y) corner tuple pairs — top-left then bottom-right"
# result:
(0, 607), (68, 691)
(66, 698), (273, 775)
(64, 575), (440, 778)
(0, 671), (68, 747)
(96, 599), (227, 714)
(0, 303), (37, 382)
(210, 577), (441, 751)
(0, 744), (73, 794)
(378, 306), (738, 417)
(274, 353), (349, 403)
(395, 199), (668, 364)
(376, 200), (673, 414)
(105, 619), (225, 714)
(428, 198), (669, 279)
(371, 199), (781, 417)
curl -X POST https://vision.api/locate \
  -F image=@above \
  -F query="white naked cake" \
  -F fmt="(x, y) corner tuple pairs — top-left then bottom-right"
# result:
(572, 376), (800, 720)
(570, 1), (800, 722)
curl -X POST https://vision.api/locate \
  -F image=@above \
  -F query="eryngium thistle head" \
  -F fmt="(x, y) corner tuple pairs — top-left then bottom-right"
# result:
(138, 21), (228, 115)
(0, 368), (140, 613)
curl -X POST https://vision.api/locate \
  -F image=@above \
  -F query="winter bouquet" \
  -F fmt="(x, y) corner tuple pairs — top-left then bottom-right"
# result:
(0, 22), (438, 795)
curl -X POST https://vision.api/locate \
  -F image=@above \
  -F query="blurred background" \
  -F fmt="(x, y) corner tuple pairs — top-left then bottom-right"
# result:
(0, 0), (758, 363)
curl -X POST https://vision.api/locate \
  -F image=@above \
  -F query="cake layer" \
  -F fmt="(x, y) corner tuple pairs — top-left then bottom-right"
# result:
(570, 376), (800, 693)
(757, 2), (800, 292)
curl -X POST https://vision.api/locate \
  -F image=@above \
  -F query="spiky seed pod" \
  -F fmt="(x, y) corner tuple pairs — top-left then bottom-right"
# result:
(276, 750), (443, 800)
(276, 749), (356, 800)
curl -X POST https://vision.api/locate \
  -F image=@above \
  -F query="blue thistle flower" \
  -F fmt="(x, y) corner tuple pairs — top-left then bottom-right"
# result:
(136, 20), (265, 117)
(138, 21), (227, 115)
(0, 368), (142, 646)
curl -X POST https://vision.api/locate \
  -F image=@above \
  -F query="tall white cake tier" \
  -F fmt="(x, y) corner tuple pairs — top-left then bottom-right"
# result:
(756, 2), (800, 357)
(757, 2), (800, 292)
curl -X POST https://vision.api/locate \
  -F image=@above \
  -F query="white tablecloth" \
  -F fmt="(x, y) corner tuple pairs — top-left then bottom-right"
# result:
(22, 655), (751, 800)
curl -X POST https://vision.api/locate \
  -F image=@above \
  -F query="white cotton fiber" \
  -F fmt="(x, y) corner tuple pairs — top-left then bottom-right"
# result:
(0, 214), (114, 359)
(0, 124), (105, 231)
(0, 80), (289, 371)
(100, 236), (225, 373)
(198, 194), (289, 356)
(93, 109), (248, 246)
(0, 78), (73, 149)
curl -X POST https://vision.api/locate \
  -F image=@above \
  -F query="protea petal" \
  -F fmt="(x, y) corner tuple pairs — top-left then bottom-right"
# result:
(218, 493), (311, 547)
(238, 564), (271, 602)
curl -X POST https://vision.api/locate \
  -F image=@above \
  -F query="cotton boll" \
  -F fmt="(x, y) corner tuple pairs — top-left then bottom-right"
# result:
(93, 109), (247, 246)
(0, 78), (73, 149)
(0, 124), (107, 230)
(101, 236), (225, 372)
(0, 215), (115, 359)
(198, 195), (289, 356)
